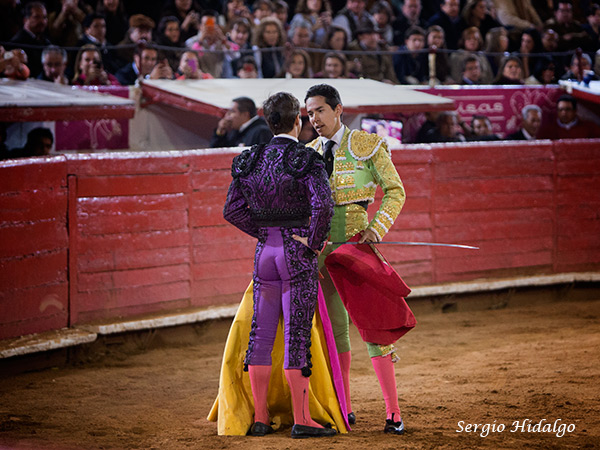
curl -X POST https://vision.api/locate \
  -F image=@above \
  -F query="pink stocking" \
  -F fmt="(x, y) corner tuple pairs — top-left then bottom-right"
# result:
(338, 351), (352, 414)
(371, 355), (401, 420)
(248, 364), (271, 424)
(284, 369), (323, 428)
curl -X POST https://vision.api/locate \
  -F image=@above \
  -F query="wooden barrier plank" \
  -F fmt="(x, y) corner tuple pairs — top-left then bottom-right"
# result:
(434, 208), (554, 227)
(78, 264), (190, 291)
(433, 191), (554, 212)
(0, 190), (67, 222)
(0, 220), (68, 258)
(192, 260), (253, 280)
(435, 220), (553, 241)
(190, 190), (229, 227)
(394, 212), (432, 229)
(0, 251), (67, 290)
(435, 250), (553, 276)
(78, 209), (188, 235)
(77, 247), (190, 273)
(77, 229), (190, 253)
(0, 158), (66, 192)
(78, 193), (187, 215)
(66, 153), (190, 176)
(190, 170), (231, 190)
(0, 283), (68, 323)
(189, 153), (238, 171)
(193, 241), (255, 263)
(77, 174), (189, 197)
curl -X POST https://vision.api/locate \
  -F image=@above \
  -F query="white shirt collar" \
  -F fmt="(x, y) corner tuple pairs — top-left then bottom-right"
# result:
(557, 117), (578, 130)
(521, 128), (534, 140)
(239, 114), (260, 132)
(275, 133), (298, 142)
(319, 124), (345, 149)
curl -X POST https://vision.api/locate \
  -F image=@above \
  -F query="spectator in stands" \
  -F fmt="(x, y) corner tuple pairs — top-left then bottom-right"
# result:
(176, 50), (214, 79)
(290, 0), (333, 46)
(393, 26), (427, 84)
(3, 127), (54, 159)
(279, 48), (313, 78)
(525, 56), (557, 84)
(332, 0), (377, 44)
(518, 29), (542, 80)
(252, 17), (286, 78)
(467, 114), (500, 140)
(47, 0), (87, 48)
(0, 46), (29, 80)
(223, 0), (253, 30)
(38, 45), (69, 84)
(72, 44), (120, 85)
(493, 0), (542, 39)
(272, 1), (290, 30)
(96, 0), (128, 45)
(314, 51), (353, 78)
(116, 14), (155, 65)
(9, 2), (51, 78)
(155, 16), (184, 72)
(186, 11), (229, 78)
(545, 94), (600, 139)
(561, 53), (598, 82)
(414, 111), (440, 143)
(425, 25), (452, 84)
(540, 28), (565, 78)
(235, 55), (259, 78)
(494, 54), (524, 84)
(424, 111), (466, 142)
(210, 97), (273, 147)
(222, 17), (253, 78)
(77, 13), (121, 75)
(425, 0), (464, 49)
(350, 23), (398, 83)
(506, 105), (542, 140)
(391, 0), (425, 47)
(115, 45), (172, 85)
(460, 55), (484, 84)
(288, 17), (318, 52)
(252, 0), (275, 26)
(583, 3), (600, 50)
(159, 0), (202, 42)
(484, 26), (509, 77)
(370, 1), (395, 48)
(312, 25), (349, 75)
(450, 26), (494, 84)
(461, 0), (501, 42)
(544, 0), (591, 52)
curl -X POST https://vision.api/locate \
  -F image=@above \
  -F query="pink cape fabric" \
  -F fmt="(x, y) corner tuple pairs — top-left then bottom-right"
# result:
(324, 234), (416, 346)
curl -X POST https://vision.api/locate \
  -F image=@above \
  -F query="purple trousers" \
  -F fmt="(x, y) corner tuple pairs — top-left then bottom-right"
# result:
(245, 227), (317, 374)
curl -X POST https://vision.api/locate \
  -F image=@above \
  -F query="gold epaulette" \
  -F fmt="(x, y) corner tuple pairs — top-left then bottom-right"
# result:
(348, 130), (387, 160)
(307, 138), (321, 153)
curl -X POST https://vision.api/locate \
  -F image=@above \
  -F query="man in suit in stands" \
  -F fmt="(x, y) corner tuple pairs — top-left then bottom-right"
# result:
(544, 95), (600, 139)
(210, 97), (273, 147)
(9, 2), (51, 78)
(506, 105), (542, 141)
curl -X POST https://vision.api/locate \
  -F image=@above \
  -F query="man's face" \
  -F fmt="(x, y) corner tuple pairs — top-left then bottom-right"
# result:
(87, 18), (106, 41)
(306, 95), (342, 139)
(441, 0), (460, 18)
(406, 33), (425, 51)
(428, 30), (444, 49)
(25, 6), (48, 35)
(542, 30), (558, 51)
(472, 118), (491, 136)
(43, 52), (66, 80)
(557, 100), (576, 124)
(463, 60), (481, 81)
(324, 57), (344, 78)
(555, 2), (573, 25)
(130, 26), (152, 43)
(523, 110), (541, 136)
(402, 0), (421, 21)
(292, 27), (311, 47)
(439, 114), (457, 138)
(33, 137), (53, 156)
(359, 31), (379, 50)
(135, 49), (158, 76)
(225, 102), (249, 130)
(347, 0), (366, 15)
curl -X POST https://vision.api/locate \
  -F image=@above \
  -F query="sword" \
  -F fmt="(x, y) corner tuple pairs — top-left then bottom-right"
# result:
(327, 241), (479, 250)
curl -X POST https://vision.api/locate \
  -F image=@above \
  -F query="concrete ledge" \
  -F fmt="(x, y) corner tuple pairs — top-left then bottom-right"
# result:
(0, 328), (97, 359)
(1, 272), (598, 359)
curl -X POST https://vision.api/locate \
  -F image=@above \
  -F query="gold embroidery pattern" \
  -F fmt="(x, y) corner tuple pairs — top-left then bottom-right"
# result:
(344, 204), (368, 241)
(335, 188), (376, 205)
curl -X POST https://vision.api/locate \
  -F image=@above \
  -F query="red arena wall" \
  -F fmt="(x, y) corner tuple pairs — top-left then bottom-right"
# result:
(1, 141), (600, 340)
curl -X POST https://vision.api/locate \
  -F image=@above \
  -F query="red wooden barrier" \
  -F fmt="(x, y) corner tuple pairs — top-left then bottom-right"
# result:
(1, 142), (599, 340)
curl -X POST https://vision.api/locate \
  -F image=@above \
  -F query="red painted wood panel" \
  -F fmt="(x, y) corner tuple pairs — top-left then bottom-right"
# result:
(0, 251), (68, 290)
(0, 190), (67, 222)
(78, 229), (190, 253)
(77, 174), (189, 197)
(77, 247), (190, 273)
(0, 220), (68, 258)
(0, 158), (66, 191)
(66, 152), (190, 176)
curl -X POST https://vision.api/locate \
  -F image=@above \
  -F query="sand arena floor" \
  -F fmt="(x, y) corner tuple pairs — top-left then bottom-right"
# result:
(1, 285), (599, 450)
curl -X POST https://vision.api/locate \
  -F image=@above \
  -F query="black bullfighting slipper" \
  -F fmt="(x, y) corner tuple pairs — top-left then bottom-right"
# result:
(383, 414), (405, 435)
(247, 421), (275, 436)
(291, 424), (337, 439)
(348, 412), (356, 425)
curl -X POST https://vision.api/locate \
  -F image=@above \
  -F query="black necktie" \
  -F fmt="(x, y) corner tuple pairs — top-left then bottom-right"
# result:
(323, 140), (335, 177)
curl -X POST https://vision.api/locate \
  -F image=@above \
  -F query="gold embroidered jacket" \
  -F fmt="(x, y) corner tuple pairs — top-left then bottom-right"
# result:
(309, 126), (406, 241)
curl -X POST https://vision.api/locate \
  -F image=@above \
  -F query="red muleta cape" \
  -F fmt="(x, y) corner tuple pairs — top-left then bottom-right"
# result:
(324, 233), (416, 345)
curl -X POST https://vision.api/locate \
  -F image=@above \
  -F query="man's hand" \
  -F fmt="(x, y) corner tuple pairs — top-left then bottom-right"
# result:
(292, 234), (321, 257)
(358, 228), (378, 244)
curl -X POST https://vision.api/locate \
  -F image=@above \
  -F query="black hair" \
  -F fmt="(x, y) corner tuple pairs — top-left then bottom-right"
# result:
(263, 92), (300, 134)
(24, 1), (46, 17)
(83, 13), (105, 29)
(304, 83), (342, 109)
(233, 96), (257, 117)
(557, 94), (577, 109)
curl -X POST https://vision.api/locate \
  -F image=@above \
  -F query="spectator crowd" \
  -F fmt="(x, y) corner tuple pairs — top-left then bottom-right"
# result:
(2, 0), (600, 152)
